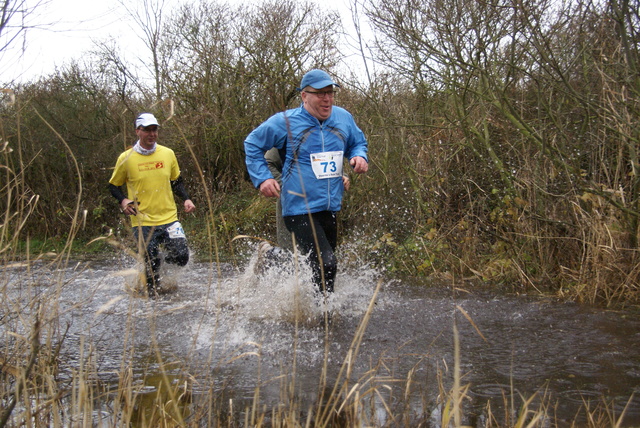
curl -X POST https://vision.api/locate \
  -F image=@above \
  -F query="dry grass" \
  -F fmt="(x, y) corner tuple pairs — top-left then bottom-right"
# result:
(1, 249), (634, 427)
(1, 93), (636, 428)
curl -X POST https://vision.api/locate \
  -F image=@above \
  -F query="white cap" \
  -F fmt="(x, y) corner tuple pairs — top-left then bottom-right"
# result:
(135, 113), (159, 128)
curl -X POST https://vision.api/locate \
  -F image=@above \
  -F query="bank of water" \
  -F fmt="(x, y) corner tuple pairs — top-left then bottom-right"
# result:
(2, 253), (639, 426)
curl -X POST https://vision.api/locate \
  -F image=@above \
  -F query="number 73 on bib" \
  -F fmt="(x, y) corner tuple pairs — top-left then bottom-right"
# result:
(311, 151), (344, 179)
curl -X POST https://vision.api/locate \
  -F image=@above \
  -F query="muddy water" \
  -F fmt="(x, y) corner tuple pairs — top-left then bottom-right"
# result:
(3, 254), (640, 426)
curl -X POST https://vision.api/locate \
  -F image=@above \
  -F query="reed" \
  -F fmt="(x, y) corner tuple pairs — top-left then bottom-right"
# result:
(2, 96), (637, 428)
(1, 253), (634, 427)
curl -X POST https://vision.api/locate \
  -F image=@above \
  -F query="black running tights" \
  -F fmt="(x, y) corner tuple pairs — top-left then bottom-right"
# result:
(283, 211), (338, 293)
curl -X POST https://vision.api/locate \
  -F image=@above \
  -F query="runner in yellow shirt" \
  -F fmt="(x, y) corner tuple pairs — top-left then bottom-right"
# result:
(109, 113), (196, 297)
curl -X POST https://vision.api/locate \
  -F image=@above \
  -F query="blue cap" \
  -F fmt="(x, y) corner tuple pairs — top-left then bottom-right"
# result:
(298, 69), (340, 90)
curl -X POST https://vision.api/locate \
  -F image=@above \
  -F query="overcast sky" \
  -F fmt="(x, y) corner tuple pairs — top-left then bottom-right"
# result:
(2, 0), (132, 84)
(1, 0), (372, 86)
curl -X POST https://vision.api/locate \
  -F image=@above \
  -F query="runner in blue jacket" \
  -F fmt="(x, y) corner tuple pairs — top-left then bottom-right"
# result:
(244, 69), (369, 294)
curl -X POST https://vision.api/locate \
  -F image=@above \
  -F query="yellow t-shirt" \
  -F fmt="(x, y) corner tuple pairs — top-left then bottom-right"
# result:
(109, 145), (181, 227)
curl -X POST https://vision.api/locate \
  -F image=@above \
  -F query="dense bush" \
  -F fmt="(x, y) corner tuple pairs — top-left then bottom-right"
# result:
(1, 0), (638, 306)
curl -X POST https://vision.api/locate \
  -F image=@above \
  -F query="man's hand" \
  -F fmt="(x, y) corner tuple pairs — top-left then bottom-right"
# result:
(121, 198), (137, 215)
(184, 199), (196, 213)
(350, 156), (368, 174)
(259, 178), (281, 198)
(342, 175), (351, 191)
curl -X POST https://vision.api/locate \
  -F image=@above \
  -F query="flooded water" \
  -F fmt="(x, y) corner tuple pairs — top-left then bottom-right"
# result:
(2, 251), (640, 426)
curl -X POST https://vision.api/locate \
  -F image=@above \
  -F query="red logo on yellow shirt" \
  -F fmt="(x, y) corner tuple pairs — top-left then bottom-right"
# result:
(138, 161), (165, 171)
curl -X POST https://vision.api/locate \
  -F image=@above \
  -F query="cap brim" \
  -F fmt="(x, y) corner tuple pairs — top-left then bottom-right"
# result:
(308, 80), (340, 89)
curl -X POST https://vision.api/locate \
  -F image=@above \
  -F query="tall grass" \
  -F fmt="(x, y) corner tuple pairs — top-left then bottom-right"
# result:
(1, 112), (635, 428)
(1, 256), (633, 427)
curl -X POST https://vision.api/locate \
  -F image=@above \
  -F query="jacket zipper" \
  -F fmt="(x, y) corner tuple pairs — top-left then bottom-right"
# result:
(319, 123), (332, 210)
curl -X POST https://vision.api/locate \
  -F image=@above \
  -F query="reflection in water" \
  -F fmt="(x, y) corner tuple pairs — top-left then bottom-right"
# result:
(2, 252), (640, 426)
(127, 369), (192, 427)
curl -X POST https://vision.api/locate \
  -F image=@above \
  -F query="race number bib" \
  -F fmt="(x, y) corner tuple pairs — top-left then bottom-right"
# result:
(310, 151), (343, 179)
(167, 222), (186, 239)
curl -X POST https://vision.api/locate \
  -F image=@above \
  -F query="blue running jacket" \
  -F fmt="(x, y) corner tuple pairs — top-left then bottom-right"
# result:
(244, 105), (368, 217)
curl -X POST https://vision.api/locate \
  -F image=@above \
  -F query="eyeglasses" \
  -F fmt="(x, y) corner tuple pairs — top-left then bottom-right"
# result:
(139, 126), (159, 132)
(304, 90), (337, 99)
